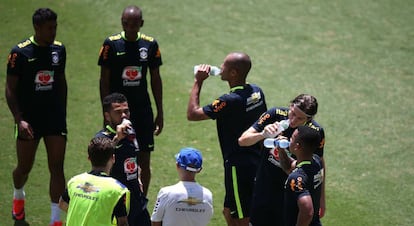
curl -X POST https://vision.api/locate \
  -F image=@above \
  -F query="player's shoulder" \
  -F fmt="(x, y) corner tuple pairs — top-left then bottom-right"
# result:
(312, 154), (323, 166)
(246, 83), (263, 91)
(215, 92), (242, 109)
(113, 178), (128, 189)
(255, 107), (286, 125)
(69, 172), (88, 182)
(140, 33), (156, 42)
(203, 186), (213, 196)
(107, 32), (123, 42)
(268, 106), (289, 117)
(290, 166), (307, 179)
(51, 39), (63, 45)
(306, 120), (323, 131)
(157, 184), (178, 197)
(95, 129), (112, 138)
(14, 37), (33, 50)
(241, 84), (264, 97)
(50, 40), (65, 52)
(221, 91), (238, 100)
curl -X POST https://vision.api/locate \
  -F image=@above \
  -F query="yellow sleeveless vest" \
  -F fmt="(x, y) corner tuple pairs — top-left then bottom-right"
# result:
(66, 173), (129, 226)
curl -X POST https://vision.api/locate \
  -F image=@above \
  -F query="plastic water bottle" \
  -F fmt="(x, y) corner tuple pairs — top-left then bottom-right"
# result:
(263, 138), (290, 149)
(122, 118), (139, 150)
(277, 119), (290, 134)
(193, 65), (221, 76)
(262, 119), (290, 138)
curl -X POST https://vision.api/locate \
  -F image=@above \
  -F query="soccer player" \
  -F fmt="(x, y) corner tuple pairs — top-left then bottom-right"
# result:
(151, 147), (213, 226)
(238, 94), (326, 226)
(283, 126), (324, 226)
(95, 93), (151, 226)
(59, 137), (130, 226)
(6, 8), (67, 226)
(187, 52), (267, 226)
(98, 5), (164, 196)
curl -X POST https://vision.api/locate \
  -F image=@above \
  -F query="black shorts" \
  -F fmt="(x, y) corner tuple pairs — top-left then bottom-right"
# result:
(224, 160), (257, 219)
(131, 112), (154, 152)
(18, 111), (67, 140)
(249, 193), (284, 226)
(250, 158), (287, 226)
(128, 192), (150, 226)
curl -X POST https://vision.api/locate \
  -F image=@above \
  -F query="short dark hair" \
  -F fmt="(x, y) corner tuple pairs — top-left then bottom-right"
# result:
(32, 8), (57, 26)
(290, 94), (318, 117)
(296, 125), (321, 154)
(102, 93), (128, 113)
(88, 137), (115, 167)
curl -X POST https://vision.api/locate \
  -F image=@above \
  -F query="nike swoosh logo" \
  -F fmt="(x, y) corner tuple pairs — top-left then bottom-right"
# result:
(116, 52), (126, 56)
(28, 58), (37, 62)
(61, 132), (67, 136)
(116, 144), (123, 149)
(148, 144), (154, 148)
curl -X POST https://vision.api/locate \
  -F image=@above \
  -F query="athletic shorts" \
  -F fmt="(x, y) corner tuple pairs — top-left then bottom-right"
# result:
(131, 112), (154, 152)
(17, 110), (67, 140)
(249, 192), (284, 226)
(249, 158), (287, 226)
(224, 160), (258, 219)
(128, 191), (151, 226)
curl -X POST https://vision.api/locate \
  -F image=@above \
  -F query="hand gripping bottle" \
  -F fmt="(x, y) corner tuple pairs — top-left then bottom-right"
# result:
(263, 138), (290, 149)
(122, 118), (139, 150)
(193, 65), (221, 76)
(262, 119), (290, 138)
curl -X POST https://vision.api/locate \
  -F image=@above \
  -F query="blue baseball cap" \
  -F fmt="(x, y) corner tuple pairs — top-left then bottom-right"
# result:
(176, 147), (203, 172)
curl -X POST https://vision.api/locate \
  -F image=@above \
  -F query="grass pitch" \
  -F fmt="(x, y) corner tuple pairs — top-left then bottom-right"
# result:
(0, 0), (413, 225)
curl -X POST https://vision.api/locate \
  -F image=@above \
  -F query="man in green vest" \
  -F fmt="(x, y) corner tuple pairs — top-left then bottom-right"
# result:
(59, 137), (130, 226)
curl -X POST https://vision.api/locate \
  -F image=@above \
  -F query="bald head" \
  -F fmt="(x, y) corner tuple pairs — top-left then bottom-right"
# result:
(121, 5), (144, 41)
(225, 52), (252, 78)
(122, 5), (142, 20)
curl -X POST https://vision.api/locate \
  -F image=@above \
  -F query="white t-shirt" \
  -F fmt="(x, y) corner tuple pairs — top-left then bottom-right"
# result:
(151, 181), (213, 226)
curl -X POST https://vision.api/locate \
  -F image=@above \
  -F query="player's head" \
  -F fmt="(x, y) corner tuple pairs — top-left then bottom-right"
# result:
(288, 94), (318, 128)
(102, 92), (128, 112)
(103, 93), (130, 127)
(290, 125), (321, 156)
(88, 137), (115, 167)
(32, 8), (57, 26)
(176, 147), (203, 173)
(32, 8), (57, 46)
(121, 5), (144, 40)
(221, 52), (251, 82)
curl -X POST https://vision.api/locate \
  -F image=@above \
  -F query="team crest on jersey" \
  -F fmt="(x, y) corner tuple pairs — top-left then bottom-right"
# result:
(139, 47), (148, 60)
(51, 51), (59, 65)
(35, 70), (54, 91)
(76, 182), (100, 193)
(124, 157), (138, 180)
(122, 66), (142, 86)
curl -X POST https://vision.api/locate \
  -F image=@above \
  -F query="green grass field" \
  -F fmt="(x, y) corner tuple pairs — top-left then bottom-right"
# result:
(1, 0), (413, 225)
